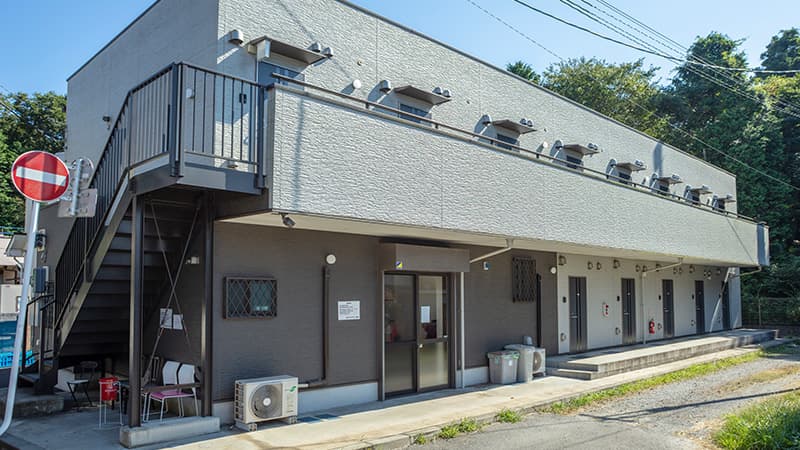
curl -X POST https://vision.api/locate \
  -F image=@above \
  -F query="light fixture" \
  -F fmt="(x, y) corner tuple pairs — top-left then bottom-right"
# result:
(635, 265), (641, 272)
(642, 265), (648, 272)
(325, 254), (337, 265)
(483, 261), (490, 271)
(549, 266), (557, 275)
(281, 213), (295, 228)
(558, 255), (566, 266)
(352, 79), (362, 90)
(587, 261), (593, 270)
(5, 234), (27, 258)
(596, 262), (602, 270)
(227, 29), (244, 45)
(613, 259), (620, 269)
(689, 265), (695, 274)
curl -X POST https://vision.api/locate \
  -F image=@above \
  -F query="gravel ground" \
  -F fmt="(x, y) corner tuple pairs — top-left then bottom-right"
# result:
(424, 345), (800, 449)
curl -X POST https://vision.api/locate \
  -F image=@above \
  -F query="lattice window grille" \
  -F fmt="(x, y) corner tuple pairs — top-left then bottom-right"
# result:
(512, 257), (536, 303)
(225, 277), (277, 318)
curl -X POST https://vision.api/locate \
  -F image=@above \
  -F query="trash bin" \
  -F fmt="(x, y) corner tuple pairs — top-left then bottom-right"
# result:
(487, 350), (519, 384)
(99, 377), (119, 402)
(505, 344), (536, 382)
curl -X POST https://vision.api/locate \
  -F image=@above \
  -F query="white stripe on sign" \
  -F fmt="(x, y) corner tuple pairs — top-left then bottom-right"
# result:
(15, 166), (68, 186)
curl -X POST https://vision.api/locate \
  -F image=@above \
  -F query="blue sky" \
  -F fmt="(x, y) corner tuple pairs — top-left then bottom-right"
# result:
(0, 0), (797, 94)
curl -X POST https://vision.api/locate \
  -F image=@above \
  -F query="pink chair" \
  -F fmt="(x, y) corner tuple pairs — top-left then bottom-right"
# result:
(143, 361), (197, 421)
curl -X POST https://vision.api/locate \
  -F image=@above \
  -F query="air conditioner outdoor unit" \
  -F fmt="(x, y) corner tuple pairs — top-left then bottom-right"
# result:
(234, 375), (298, 431)
(532, 348), (546, 376)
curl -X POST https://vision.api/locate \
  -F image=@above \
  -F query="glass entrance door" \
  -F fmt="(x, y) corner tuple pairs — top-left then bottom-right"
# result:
(384, 274), (450, 396)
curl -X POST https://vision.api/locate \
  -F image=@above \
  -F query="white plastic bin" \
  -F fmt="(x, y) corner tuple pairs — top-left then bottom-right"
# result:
(505, 344), (535, 382)
(487, 350), (519, 384)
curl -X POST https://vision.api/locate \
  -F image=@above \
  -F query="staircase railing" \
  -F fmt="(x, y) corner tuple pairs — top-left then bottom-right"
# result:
(52, 63), (268, 344)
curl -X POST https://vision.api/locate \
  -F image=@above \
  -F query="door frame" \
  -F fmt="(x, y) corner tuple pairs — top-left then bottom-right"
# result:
(621, 278), (636, 345)
(569, 276), (588, 353)
(382, 271), (453, 397)
(662, 279), (675, 339)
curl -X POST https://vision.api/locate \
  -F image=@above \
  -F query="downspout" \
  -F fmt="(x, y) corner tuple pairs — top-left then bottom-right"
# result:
(640, 258), (683, 344)
(301, 265), (330, 389)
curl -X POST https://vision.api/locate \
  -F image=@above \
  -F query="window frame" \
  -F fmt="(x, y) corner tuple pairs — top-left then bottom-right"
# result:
(511, 256), (537, 303)
(495, 132), (519, 151)
(398, 102), (431, 124)
(224, 276), (278, 319)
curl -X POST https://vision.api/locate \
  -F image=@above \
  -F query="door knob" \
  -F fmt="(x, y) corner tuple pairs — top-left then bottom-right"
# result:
(419, 344), (423, 349)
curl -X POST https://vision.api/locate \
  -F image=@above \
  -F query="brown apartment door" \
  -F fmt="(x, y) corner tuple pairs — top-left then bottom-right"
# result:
(662, 280), (675, 338)
(621, 278), (636, 345)
(695, 280), (705, 334)
(721, 283), (731, 330)
(569, 277), (588, 353)
(384, 273), (450, 396)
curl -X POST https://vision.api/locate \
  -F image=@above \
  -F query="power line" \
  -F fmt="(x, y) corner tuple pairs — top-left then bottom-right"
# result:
(0, 96), (62, 145)
(464, 0), (800, 193)
(537, 0), (800, 120)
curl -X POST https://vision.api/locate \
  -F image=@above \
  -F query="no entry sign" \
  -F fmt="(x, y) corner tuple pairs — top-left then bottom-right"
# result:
(11, 151), (69, 202)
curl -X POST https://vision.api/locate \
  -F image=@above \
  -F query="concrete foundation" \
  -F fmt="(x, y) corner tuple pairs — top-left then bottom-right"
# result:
(0, 387), (63, 418)
(119, 416), (220, 448)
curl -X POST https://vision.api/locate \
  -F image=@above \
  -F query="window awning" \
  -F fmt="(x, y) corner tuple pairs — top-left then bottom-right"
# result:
(615, 160), (647, 171)
(689, 184), (713, 194)
(656, 174), (683, 185)
(393, 85), (451, 105)
(561, 143), (599, 156)
(717, 194), (736, 203)
(247, 36), (328, 65)
(491, 119), (537, 134)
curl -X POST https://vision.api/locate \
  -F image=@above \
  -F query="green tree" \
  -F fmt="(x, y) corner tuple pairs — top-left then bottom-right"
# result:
(0, 91), (66, 227)
(539, 57), (669, 138)
(760, 28), (800, 73)
(506, 60), (540, 84)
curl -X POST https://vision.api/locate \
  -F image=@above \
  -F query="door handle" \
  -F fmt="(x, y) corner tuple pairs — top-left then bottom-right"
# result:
(418, 344), (423, 349)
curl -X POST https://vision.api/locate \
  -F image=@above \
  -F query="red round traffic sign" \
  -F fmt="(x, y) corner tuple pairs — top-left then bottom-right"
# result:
(11, 151), (70, 202)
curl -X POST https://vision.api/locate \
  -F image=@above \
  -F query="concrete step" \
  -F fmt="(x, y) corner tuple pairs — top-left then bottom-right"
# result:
(547, 329), (776, 380)
(0, 387), (63, 418)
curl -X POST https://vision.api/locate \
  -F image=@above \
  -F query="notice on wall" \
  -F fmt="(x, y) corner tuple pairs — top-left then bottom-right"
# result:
(172, 314), (184, 330)
(420, 306), (431, 324)
(159, 308), (173, 329)
(338, 301), (361, 320)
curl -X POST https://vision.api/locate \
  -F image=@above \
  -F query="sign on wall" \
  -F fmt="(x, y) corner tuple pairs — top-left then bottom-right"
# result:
(337, 301), (360, 321)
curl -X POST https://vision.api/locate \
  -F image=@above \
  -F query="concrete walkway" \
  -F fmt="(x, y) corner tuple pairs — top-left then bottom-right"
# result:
(172, 339), (780, 449)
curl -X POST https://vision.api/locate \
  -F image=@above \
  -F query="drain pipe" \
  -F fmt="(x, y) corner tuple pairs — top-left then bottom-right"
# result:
(640, 258), (683, 344)
(301, 265), (331, 389)
(462, 239), (513, 388)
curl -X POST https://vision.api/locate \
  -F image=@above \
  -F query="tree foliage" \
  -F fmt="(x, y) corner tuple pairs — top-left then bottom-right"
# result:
(506, 60), (540, 84)
(760, 28), (800, 73)
(0, 92), (66, 227)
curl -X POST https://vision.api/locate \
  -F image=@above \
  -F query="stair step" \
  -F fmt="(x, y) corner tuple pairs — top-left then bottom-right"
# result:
(102, 250), (165, 267)
(95, 266), (166, 281)
(109, 236), (179, 253)
(545, 368), (596, 380)
(116, 219), (188, 238)
(64, 332), (128, 345)
(71, 320), (128, 333)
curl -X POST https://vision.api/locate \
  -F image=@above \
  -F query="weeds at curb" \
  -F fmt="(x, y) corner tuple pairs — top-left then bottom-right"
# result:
(413, 434), (427, 445)
(496, 409), (523, 423)
(438, 424), (459, 440)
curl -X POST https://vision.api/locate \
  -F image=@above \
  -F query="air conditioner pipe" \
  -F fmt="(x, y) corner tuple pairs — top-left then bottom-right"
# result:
(640, 258), (683, 344)
(470, 239), (514, 264)
(301, 265), (331, 389)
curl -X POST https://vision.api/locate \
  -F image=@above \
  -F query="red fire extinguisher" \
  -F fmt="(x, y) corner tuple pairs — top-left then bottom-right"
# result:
(649, 319), (656, 334)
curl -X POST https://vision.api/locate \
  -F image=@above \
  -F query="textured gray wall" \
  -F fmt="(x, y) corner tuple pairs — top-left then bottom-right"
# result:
(270, 89), (761, 267)
(217, 0), (738, 209)
(463, 247), (558, 367)
(212, 223), (379, 400)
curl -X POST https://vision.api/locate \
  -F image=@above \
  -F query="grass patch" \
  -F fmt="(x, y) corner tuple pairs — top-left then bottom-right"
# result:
(713, 390), (800, 450)
(413, 434), (427, 445)
(542, 350), (766, 415)
(457, 418), (480, 433)
(438, 424), (459, 440)
(496, 409), (523, 423)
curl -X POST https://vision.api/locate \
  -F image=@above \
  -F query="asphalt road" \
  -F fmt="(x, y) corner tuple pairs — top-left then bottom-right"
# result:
(423, 344), (800, 450)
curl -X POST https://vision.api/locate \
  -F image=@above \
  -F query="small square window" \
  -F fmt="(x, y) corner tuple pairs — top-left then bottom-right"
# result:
(399, 103), (429, 123)
(617, 171), (632, 185)
(495, 133), (518, 151)
(225, 277), (277, 318)
(258, 62), (304, 86)
(512, 257), (536, 303)
(658, 182), (670, 195)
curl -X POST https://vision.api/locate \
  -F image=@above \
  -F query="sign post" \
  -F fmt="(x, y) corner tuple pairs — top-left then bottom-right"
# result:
(0, 151), (70, 436)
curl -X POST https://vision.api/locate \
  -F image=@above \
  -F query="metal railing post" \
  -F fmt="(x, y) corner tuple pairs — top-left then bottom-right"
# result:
(168, 64), (182, 177)
(255, 87), (266, 189)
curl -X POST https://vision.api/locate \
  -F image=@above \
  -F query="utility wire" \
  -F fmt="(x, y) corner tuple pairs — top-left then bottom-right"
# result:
(556, 0), (800, 120)
(464, 0), (800, 192)
(571, 0), (800, 117)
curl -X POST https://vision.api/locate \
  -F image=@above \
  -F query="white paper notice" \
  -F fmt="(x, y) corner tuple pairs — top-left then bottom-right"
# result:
(172, 314), (184, 330)
(338, 301), (360, 320)
(420, 306), (431, 324)
(159, 308), (173, 329)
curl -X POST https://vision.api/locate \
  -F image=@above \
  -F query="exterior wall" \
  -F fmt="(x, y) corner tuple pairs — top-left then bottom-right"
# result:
(212, 222), (380, 401)
(463, 247), (557, 368)
(217, 0), (738, 211)
(65, 0), (219, 165)
(270, 88), (761, 266)
(556, 253), (732, 353)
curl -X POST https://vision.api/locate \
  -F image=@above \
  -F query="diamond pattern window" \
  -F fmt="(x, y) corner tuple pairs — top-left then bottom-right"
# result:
(512, 257), (536, 303)
(225, 277), (277, 318)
